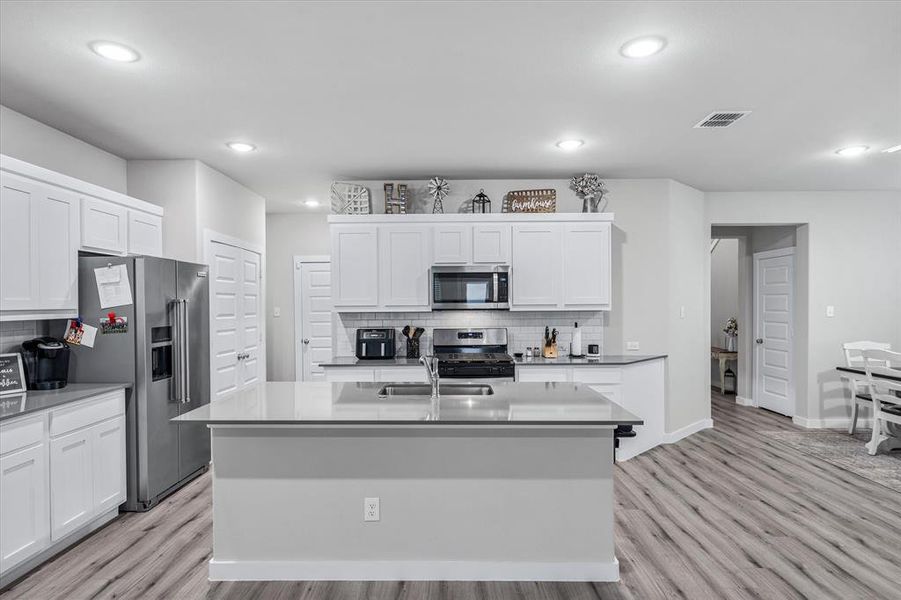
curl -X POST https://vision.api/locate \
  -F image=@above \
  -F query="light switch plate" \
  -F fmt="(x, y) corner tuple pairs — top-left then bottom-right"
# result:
(273, 307), (281, 317)
(826, 305), (835, 317)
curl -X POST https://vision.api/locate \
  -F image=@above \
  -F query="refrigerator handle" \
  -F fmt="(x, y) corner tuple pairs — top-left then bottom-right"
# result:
(183, 298), (191, 404)
(171, 299), (182, 403)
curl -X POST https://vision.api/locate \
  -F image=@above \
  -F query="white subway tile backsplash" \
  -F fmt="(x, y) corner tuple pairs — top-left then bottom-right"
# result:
(335, 311), (604, 357)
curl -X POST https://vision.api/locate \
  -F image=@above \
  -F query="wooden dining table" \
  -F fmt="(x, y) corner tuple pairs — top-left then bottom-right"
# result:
(836, 366), (901, 454)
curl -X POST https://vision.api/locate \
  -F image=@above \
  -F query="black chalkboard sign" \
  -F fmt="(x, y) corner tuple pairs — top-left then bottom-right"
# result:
(0, 353), (26, 396)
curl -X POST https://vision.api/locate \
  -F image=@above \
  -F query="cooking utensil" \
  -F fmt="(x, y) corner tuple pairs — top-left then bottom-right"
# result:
(413, 327), (424, 339)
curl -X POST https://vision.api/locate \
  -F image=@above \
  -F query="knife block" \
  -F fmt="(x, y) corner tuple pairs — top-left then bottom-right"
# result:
(542, 343), (558, 359)
(406, 338), (421, 359)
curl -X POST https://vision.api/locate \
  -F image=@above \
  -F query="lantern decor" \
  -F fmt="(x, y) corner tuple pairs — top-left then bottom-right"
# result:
(427, 177), (449, 214)
(384, 183), (408, 214)
(330, 182), (371, 215)
(471, 188), (491, 213)
(569, 173), (608, 213)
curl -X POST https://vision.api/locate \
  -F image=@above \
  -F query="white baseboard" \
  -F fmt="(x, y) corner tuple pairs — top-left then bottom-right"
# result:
(792, 416), (874, 429)
(664, 418), (714, 444)
(736, 395), (756, 407)
(209, 558), (620, 582)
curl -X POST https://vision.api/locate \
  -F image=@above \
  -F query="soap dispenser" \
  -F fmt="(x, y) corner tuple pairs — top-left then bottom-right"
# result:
(571, 322), (583, 357)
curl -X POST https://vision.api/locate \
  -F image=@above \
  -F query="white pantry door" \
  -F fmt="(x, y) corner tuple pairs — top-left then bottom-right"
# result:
(754, 248), (795, 416)
(210, 241), (262, 399)
(296, 259), (333, 381)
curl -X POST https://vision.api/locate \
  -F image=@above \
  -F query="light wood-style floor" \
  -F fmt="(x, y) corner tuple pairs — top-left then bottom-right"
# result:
(3, 391), (900, 600)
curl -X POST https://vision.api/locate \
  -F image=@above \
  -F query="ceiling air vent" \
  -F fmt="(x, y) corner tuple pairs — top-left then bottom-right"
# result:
(694, 111), (751, 128)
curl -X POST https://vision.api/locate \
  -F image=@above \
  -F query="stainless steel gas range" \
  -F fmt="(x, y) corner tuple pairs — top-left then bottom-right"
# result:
(433, 328), (515, 382)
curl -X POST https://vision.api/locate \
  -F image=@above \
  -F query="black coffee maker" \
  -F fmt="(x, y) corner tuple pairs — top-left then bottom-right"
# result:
(21, 337), (70, 390)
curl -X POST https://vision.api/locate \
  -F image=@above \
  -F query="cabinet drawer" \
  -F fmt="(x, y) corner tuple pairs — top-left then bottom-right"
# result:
(324, 368), (375, 383)
(49, 390), (125, 437)
(377, 367), (428, 383)
(516, 366), (570, 382)
(571, 367), (622, 385)
(0, 413), (46, 455)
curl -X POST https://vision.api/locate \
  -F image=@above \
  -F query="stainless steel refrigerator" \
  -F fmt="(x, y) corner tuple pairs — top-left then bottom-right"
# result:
(66, 255), (211, 511)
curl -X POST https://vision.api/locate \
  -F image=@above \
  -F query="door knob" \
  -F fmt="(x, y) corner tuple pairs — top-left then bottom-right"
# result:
(756, 338), (764, 344)
(302, 339), (310, 344)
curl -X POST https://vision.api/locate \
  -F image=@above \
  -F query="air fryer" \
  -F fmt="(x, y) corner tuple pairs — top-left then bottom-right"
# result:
(21, 337), (70, 390)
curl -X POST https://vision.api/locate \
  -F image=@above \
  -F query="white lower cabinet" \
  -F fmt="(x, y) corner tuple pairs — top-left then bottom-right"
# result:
(49, 428), (94, 540)
(0, 390), (126, 579)
(516, 366), (570, 382)
(0, 441), (49, 574)
(91, 416), (126, 514)
(323, 366), (425, 383)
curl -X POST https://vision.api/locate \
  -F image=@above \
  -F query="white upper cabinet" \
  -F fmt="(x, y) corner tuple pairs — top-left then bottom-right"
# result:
(81, 197), (128, 254)
(331, 224), (379, 309)
(562, 222), (611, 309)
(127, 210), (163, 257)
(433, 224), (472, 264)
(328, 214), (612, 313)
(0, 171), (79, 320)
(472, 224), (511, 264)
(511, 223), (563, 309)
(379, 225), (431, 310)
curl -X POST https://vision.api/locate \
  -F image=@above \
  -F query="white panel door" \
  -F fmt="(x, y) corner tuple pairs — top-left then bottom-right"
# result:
(331, 225), (378, 308)
(379, 225), (431, 310)
(0, 444), (49, 573)
(35, 188), (79, 310)
(210, 242), (241, 399)
(472, 224), (511, 264)
(127, 210), (163, 257)
(298, 261), (333, 382)
(49, 428), (94, 540)
(562, 222), (611, 309)
(91, 416), (126, 514)
(511, 223), (562, 309)
(433, 224), (471, 264)
(238, 249), (262, 388)
(0, 173), (38, 310)
(81, 197), (128, 254)
(755, 250), (794, 416)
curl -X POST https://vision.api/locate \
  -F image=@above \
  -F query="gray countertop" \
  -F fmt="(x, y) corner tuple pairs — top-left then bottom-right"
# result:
(0, 383), (130, 422)
(174, 381), (643, 427)
(513, 354), (667, 366)
(321, 355), (667, 368)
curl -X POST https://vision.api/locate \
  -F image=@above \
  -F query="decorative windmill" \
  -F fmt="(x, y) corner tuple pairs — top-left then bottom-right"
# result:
(428, 177), (449, 214)
(330, 182), (371, 215)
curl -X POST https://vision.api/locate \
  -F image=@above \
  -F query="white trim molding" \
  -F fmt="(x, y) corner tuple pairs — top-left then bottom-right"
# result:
(736, 395), (756, 407)
(792, 416), (874, 429)
(209, 558), (620, 582)
(663, 418), (714, 444)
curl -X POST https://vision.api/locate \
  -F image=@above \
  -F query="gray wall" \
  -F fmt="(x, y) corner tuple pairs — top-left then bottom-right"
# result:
(0, 105), (127, 192)
(711, 238), (739, 359)
(708, 191), (901, 425)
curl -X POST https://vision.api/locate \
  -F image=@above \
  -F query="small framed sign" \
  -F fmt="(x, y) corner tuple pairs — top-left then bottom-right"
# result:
(0, 353), (27, 396)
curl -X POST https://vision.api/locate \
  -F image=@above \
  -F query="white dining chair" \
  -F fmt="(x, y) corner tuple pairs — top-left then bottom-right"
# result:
(861, 348), (901, 455)
(842, 341), (892, 434)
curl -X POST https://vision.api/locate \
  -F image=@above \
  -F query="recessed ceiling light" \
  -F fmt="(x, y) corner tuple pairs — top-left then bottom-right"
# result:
(882, 144), (901, 154)
(620, 36), (667, 58)
(226, 142), (256, 153)
(304, 199), (320, 208)
(556, 139), (584, 151)
(835, 145), (869, 157)
(89, 41), (140, 63)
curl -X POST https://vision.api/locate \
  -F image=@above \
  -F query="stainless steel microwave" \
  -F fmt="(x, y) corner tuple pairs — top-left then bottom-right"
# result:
(430, 265), (510, 310)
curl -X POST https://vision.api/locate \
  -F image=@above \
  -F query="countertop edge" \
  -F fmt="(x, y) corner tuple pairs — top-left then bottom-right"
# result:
(0, 383), (131, 423)
(321, 355), (668, 368)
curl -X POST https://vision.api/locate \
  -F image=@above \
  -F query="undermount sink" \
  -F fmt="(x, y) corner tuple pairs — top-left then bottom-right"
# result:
(377, 383), (494, 397)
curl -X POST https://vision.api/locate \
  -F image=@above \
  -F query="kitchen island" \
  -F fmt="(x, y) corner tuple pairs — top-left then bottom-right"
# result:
(175, 381), (641, 582)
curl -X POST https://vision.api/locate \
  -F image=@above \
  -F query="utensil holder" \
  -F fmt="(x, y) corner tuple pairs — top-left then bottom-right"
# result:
(406, 338), (420, 359)
(542, 343), (558, 359)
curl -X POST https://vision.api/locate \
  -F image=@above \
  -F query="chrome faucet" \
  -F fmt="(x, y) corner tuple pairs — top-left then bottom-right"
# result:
(420, 354), (440, 397)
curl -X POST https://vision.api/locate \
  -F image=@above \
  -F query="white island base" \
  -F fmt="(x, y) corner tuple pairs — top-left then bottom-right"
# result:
(207, 424), (618, 582)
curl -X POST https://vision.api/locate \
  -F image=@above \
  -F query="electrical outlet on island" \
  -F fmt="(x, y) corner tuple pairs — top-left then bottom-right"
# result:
(364, 497), (380, 522)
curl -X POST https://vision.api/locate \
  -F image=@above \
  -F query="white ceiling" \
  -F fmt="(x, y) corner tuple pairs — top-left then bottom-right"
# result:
(1, 1), (899, 213)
